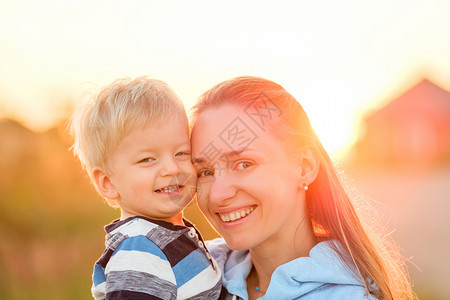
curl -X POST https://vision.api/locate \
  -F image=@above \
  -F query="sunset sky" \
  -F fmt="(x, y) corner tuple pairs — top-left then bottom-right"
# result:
(1, 0), (449, 157)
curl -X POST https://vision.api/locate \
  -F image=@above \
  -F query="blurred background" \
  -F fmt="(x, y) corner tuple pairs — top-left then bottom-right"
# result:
(1, 1), (449, 299)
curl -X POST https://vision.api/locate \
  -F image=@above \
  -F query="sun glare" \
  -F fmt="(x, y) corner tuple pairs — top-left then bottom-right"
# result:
(307, 110), (360, 160)
(0, 1), (449, 157)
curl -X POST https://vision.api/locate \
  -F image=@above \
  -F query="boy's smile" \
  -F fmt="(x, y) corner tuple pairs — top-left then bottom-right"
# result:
(105, 116), (196, 224)
(154, 184), (183, 194)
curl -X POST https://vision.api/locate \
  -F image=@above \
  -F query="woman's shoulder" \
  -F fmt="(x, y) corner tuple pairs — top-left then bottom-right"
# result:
(309, 283), (378, 300)
(263, 240), (378, 299)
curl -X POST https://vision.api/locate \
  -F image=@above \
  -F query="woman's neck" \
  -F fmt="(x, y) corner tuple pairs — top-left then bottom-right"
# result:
(246, 219), (316, 299)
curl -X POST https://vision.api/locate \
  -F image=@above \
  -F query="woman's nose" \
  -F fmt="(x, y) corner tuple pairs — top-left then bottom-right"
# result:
(208, 172), (237, 204)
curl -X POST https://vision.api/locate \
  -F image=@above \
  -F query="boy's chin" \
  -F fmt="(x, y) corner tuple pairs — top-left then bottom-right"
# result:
(168, 193), (194, 208)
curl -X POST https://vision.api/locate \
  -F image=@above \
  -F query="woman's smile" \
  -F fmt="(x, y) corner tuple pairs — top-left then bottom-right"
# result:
(218, 205), (256, 222)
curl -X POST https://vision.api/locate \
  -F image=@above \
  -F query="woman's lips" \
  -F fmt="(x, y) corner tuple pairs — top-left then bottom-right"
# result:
(217, 206), (256, 222)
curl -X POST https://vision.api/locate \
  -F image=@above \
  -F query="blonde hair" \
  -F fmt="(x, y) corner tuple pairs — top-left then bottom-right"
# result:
(71, 76), (186, 178)
(189, 76), (416, 300)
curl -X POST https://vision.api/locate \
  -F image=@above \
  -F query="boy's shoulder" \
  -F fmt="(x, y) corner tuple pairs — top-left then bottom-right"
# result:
(106, 216), (160, 236)
(94, 217), (223, 300)
(105, 216), (194, 250)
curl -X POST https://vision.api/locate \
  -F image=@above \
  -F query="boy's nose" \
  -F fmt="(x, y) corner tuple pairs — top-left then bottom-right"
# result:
(160, 158), (180, 176)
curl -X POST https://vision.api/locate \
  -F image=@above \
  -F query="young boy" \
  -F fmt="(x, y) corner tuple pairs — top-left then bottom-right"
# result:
(71, 77), (222, 300)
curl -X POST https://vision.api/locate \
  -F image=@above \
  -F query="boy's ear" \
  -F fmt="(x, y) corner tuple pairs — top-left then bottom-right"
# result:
(297, 146), (320, 189)
(92, 168), (120, 200)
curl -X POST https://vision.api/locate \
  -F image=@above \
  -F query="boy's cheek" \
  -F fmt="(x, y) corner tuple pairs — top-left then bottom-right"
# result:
(179, 168), (198, 191)
(185, 161), (197, 176)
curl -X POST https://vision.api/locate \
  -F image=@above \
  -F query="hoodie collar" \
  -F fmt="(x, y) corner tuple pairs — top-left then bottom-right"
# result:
(208, 239), (365, 299)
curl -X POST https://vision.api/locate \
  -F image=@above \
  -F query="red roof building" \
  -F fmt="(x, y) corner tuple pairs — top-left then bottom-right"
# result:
(351, 79), (450, 168)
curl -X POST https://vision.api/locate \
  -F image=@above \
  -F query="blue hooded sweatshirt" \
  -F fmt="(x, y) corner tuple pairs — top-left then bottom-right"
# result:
(206, 239), (377, 300)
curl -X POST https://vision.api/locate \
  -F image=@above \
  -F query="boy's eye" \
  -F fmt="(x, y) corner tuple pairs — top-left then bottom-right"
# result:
(175, 151), (191, 160)
(197, 169), (214, 177)
(139, 157), (156, 163)
(176, 151), (190, 157)
(235, 161), (253, 170)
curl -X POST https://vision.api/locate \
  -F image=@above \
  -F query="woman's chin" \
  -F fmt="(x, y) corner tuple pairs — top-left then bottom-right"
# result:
(222, 234), (254, 251)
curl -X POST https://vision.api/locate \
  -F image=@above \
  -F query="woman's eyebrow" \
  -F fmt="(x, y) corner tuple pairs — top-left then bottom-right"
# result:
(226, 148), (256, 158)
(192, 157), (205, 164)
(193, 148), (256, 164)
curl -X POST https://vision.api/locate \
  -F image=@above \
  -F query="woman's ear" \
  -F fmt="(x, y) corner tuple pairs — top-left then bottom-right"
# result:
(297, 146), (320, 188)
(92, 168), (120, 200)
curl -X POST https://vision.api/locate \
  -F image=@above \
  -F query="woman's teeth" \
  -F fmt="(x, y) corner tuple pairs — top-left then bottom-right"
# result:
(219, 207), (255, 222)
(155, 185), (180, 193)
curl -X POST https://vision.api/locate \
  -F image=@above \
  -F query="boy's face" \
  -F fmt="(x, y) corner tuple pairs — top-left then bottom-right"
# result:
(106, 117), (196, 223)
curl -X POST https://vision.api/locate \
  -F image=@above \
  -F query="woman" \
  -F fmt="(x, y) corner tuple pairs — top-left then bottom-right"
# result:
(189, 76), (415, 299)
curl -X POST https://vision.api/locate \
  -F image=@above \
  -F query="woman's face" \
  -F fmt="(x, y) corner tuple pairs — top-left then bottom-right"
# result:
(191, 104), (309, 250)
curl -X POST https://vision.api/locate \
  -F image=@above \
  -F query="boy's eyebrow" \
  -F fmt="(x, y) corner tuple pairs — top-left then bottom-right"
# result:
(137, 141), (191, 153)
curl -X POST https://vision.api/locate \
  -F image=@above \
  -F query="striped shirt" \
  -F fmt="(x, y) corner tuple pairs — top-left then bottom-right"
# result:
(92, 216), (222, 300)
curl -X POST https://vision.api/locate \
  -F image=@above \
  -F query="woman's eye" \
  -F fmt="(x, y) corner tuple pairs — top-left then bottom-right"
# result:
(235, 161), (253, 170)
(197, 169), (214, 177)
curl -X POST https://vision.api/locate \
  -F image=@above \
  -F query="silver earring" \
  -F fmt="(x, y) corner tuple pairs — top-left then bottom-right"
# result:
(303, 184), (308, 191)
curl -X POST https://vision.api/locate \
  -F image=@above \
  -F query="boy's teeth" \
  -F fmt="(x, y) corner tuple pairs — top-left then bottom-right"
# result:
(157, 185), (180, 193)
(219, 206), (255, 222)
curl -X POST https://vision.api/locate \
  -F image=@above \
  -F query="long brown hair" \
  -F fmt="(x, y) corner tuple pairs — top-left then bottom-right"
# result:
(190, 76), (416, 300)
